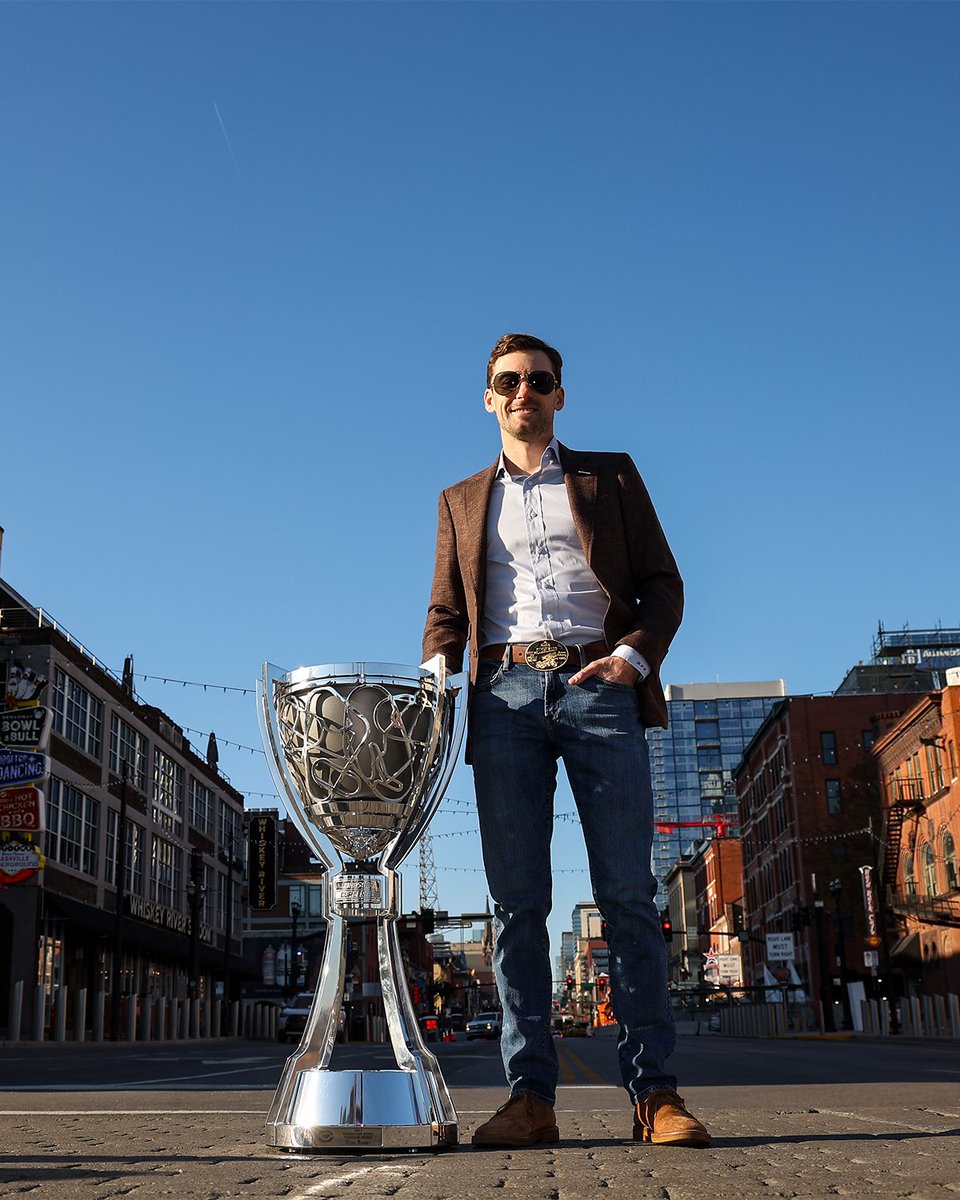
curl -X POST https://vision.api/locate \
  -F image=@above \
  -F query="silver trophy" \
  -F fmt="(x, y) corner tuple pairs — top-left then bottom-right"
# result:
(258, 658), (465, 1151)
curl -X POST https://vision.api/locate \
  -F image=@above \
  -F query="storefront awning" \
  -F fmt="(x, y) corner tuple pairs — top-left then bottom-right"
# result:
(43, 892), (253, 976)
(888, 932), (922, 963)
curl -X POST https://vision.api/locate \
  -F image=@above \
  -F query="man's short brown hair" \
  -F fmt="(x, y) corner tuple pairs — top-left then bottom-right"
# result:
(486, 333), (563, 388)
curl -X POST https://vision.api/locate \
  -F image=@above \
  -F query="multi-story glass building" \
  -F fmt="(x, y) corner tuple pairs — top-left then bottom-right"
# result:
(648, 681), (786, 904)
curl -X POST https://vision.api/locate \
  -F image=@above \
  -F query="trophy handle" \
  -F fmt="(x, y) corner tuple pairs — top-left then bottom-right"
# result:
(381, 657), (467, 871)
(258, 663), (336, 871)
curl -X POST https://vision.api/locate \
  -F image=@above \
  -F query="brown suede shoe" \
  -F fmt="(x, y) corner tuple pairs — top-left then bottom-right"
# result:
(633, 1090), (711, 1147)
(472, 1092), (559, 1147)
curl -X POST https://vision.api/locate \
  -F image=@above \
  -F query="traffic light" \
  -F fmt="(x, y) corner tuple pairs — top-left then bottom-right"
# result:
(791, 906), (812, 932)
(661, 913), (673, 942)
(565, 975), (574, 989)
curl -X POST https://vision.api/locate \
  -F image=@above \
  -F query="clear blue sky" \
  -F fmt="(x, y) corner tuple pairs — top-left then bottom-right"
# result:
(2, 3), (958, 963)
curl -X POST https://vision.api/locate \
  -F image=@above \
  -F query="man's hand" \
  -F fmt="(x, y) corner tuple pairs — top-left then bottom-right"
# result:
(568, 655), (639, 688)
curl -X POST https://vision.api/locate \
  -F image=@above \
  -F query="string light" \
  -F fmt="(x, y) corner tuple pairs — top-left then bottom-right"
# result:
(134, 672), (254, 695)
(181, 726), (264, 756)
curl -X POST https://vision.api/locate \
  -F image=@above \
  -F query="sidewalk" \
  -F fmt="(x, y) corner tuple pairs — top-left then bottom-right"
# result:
(1, 1081), (958, 1199)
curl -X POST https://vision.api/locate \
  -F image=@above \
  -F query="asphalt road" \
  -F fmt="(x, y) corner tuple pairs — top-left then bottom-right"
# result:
(1, 1028), (959, 1092)
(1, 1034), (958, 1198)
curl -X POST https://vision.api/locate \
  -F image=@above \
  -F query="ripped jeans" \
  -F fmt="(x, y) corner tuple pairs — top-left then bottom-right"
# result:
(469, 658), (676, 1106)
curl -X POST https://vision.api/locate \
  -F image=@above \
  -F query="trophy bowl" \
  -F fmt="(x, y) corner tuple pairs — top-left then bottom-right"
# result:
(258, 659), (465, 1152)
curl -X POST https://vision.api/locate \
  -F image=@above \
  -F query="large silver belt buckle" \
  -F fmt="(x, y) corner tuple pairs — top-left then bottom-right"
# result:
(525, 639), (570, 672)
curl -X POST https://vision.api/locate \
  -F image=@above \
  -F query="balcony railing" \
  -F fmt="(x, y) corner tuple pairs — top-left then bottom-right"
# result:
(894, 779), (926, 805)
(889, 891), (960, 928)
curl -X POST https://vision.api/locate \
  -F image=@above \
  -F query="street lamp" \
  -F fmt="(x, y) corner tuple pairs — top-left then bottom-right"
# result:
(828, 878), (853, 1030)
(110, 760), (129, 1042)
(290, 900), (302, 990)
(186, 849), (205, 1006)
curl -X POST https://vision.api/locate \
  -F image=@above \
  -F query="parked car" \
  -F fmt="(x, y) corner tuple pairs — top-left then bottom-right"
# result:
(466, 1011), (503, 1040)
(277, 993), (345, 1044)
(277, 992), (313, 1043)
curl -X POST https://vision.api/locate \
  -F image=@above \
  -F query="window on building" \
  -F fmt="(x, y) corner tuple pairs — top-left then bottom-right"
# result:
(943, 833), (958, 892)
(151, 836), (182, 909)
(820, 732), (838, 766)
(925, 743), (945, 795)
(825, 779), (842, 815)
(921, 843), (938, 896)
(862, 730), (877, 751)
(189, 778), (214, 836)
(697, 747), (722, 771)
(52, 668), (103, 759)
(46, 778), (99, 876)
(903, 852), (916, 895)
(219, 801), (242, 857)
(217, 872), (241, 936)
(153, 750), (184, 836)
(105, 811), (145, 896)
(949, 740), (958, 781)
(109, 714), (148, 791)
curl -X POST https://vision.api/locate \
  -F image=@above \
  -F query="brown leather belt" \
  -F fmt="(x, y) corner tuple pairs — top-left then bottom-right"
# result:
(479, 640), (609, 671)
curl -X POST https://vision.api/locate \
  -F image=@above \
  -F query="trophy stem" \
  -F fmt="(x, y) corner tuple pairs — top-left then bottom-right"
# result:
(378, 913), (458, 1138)
(266, 901), (347, 1134)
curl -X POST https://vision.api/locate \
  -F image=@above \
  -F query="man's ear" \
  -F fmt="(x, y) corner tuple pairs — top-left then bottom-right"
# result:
(483, 388), (497, 413)
(554, 386), (565, 411)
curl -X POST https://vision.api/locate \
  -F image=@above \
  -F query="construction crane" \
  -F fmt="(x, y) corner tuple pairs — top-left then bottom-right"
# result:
(419, 831), (439, 912)
(654, 817), (738, 838)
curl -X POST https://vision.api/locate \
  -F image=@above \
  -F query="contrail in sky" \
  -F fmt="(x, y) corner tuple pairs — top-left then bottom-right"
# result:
(213, 101), (241, 177)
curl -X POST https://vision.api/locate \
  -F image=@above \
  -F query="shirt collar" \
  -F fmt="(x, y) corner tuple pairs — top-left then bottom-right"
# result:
(495, 437), (561, 479)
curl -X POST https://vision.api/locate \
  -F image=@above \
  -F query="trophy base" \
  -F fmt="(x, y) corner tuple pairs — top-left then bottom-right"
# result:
(267, 1068), (459, 1152)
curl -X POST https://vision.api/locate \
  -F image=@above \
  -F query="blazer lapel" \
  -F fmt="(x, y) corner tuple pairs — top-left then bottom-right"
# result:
(456, 459), (499, 592)
(559, 444), (596, 564)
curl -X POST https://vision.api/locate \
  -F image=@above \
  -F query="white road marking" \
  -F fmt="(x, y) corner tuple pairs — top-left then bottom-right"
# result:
(290, 1161), (419, 1200)
(0, 1109), (267, 1116)
(814, 1107), (959, 1132)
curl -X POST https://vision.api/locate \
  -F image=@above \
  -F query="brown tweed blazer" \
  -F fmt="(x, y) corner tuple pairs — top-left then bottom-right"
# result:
(422, 443), (683, 730)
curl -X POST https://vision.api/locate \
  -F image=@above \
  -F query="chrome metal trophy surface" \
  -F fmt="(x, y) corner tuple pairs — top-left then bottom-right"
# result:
(258, 659), (465, 1152)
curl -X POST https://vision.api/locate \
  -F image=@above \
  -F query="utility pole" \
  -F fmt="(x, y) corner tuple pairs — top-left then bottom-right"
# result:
(829, 878), (854, 1031)
(187, 849), (204, 1005)
(290, 899), (302, 990)
(811, 874), (836, 1033)
(110, 762), (129, 1041)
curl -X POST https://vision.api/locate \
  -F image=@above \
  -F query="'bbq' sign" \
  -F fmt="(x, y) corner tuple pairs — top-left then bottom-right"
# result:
(0, 787), (43, 832)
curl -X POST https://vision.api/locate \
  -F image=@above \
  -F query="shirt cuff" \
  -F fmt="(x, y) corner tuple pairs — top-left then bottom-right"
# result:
(611, 645), (651, 681)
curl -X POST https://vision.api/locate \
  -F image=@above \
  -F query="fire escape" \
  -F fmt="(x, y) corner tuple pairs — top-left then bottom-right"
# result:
(881, 778), (960, 928)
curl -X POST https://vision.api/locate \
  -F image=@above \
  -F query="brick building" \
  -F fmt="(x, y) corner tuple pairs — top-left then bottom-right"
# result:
(734, 693), (912, 1028)
(1, 574), (248, 1039)
(692, 836), (744, 989)
(872, 672), (960, 997)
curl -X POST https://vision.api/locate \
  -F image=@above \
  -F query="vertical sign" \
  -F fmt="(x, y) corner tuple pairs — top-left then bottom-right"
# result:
(0, 662), (49, 887)
(859, 865), (881, 947)
(248, 813), (277, 911)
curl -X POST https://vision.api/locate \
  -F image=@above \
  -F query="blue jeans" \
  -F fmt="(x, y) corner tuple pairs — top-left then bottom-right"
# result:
(469, 658), (677, 1106)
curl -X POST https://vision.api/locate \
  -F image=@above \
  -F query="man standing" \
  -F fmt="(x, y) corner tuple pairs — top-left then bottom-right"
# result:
(422, 333), (709, 1149)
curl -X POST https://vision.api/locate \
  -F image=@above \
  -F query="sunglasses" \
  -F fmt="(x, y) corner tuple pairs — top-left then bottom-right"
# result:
(491, 370), (558, 397)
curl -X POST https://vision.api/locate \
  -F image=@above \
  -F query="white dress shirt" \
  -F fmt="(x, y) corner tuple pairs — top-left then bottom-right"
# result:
(480, 439), (650, 679)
